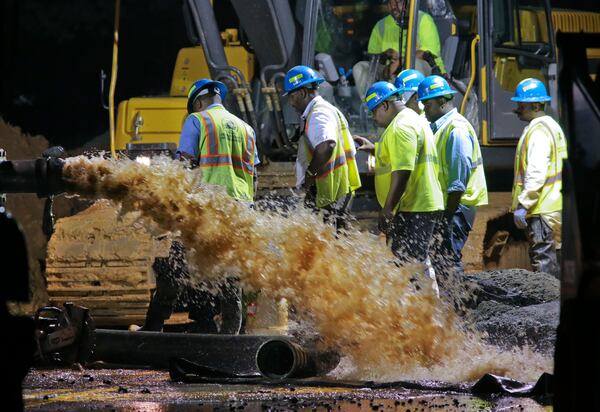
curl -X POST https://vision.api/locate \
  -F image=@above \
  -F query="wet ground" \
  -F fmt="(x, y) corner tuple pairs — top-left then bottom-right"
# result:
(23, 368), (551, 411)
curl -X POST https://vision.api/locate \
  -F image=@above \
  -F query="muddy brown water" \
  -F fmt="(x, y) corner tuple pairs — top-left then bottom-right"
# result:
(61, 156), (552, 383)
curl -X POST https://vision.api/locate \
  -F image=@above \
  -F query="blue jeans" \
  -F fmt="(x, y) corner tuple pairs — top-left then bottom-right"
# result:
(432, 204), (476, 279)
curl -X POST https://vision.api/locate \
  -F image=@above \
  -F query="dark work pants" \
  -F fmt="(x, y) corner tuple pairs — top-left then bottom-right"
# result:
(431, 204), (476, 282)
(304, 186), (354, 231)
(143, 241), (242, 333)
(389, 211), (441, 264)
(526, 215), (560, 278)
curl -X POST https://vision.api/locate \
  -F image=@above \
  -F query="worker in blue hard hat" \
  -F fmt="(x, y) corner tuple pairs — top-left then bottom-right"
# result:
(511, 78), (567, 278)
(395, 69), (426, 115)
(354, 81), (443, 290)
(137, 78), (259, 334)
(283, 65), (361, 229)
(417, 75), (488, 280)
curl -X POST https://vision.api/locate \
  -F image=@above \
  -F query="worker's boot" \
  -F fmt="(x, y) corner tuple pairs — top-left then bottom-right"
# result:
(219, 278), (243, 335)
(138, 292), (175, 332)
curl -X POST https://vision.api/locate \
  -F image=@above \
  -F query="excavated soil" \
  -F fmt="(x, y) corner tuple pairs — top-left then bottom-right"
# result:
(466, 269), (560, 353)
(1, 120), (92, 314)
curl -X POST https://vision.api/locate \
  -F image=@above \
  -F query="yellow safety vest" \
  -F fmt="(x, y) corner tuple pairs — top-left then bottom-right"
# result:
(374, 109), (444, 212)
(367, 12), (445, 73)
(304, 99), (361, 208)
(192, 105), (256, 201)
(435, 111), (488, 207)
(511, 115), (568, 215)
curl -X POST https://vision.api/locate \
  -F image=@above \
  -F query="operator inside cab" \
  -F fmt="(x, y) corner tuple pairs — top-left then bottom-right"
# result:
(353, 0), (445, 99)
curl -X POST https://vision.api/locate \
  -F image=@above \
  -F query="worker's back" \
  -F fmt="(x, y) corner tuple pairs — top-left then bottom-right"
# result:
(191, 105), (256, 201)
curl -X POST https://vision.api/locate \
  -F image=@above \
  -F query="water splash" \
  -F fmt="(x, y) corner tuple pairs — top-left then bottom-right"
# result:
(62, 156), (552, 382)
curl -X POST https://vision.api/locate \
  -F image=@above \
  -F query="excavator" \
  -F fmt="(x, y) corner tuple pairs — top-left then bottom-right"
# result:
(110, 0), (600, 263)
(1, 27), (599, 410)
(36, 0), (600, 326)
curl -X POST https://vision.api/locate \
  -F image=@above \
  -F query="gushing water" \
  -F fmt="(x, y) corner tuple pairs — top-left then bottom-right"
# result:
(62, 156), (551, 382)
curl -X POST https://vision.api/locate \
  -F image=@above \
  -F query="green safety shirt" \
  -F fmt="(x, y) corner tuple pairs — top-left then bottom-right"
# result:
(192, 105), (256, 201)
(374, 108), (444, 212)
(368, 12), (445, 73)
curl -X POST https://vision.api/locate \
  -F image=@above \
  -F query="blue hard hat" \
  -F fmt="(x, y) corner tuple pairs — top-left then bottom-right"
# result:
(187, 79), (228, 113)
(417, 75), (457, 101)
(364, 81), (402, 112)
(511, 78), (551, 102)
(283, 65), (324, 96)
(394, 69), (425, 93)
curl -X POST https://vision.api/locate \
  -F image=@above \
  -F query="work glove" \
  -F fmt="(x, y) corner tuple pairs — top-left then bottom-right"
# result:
(513, 206), (528, 229)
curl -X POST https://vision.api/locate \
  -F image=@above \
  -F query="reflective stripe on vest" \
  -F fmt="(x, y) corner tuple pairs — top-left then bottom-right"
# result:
(436, 112), (488, 207)
(511, 116), (568, 215)
(303, 99), (357, 208)
(193, 107), (255, 201)
(332, 106), (361, 192)
(197, 111), (254, 176)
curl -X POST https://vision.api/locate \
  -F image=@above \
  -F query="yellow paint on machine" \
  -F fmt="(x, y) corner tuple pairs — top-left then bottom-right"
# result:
(170, 46), (255, 97)
(115, 97), (187, 150)
(115, 40), (255, 150)
(480, 65), (487, 103)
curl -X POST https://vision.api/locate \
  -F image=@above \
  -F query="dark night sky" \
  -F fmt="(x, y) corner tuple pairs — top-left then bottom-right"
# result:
(0, 0), (599, 149)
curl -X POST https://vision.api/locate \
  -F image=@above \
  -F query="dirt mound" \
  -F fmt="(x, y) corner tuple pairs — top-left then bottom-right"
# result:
(472, 300), (559, 352)
(466, 269), (560, 354)
(1, 120), (92, 314)
(470, 269), (559, 305)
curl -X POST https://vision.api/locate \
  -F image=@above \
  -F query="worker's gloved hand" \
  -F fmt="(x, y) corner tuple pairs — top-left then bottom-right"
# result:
(513, 206), (528, 229)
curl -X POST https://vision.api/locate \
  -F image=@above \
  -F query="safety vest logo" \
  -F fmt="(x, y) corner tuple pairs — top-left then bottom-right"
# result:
(224, 119), (236, 130)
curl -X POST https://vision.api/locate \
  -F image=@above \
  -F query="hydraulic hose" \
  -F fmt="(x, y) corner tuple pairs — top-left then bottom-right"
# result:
(108, 0), (121, 160)
(461, 35), (480, 115)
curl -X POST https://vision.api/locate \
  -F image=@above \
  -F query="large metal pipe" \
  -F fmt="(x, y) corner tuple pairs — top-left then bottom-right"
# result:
(255, 338), (340, 379)
(93, 330), (339, 379)
(94, 329), (276, 373)
(0, 158), (67, 197)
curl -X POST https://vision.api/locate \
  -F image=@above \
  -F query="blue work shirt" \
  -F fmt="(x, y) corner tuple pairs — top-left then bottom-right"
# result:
(177, 103), (260, 165)
(430, 108), (474, 194)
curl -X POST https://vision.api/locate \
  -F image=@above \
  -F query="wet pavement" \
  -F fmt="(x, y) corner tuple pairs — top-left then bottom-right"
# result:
(23, 368), (550, 411)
